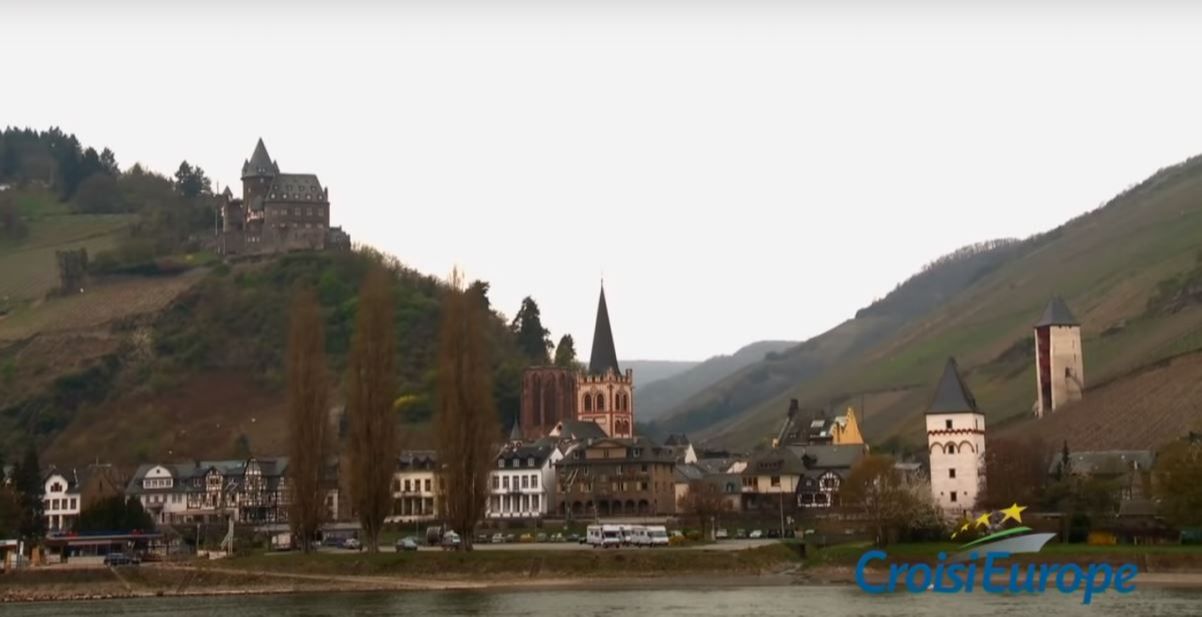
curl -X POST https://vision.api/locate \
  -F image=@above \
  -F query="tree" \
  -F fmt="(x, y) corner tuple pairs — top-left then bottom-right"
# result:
(77, 495), (154, 532)
(677, 480), (730, 540)
(174, 160), (211, 198)
(73, 173), (125, 213)
(0, 486), (20, 539)
(842, 454), (939, 545)
(553, 334), (578, 368)
(346, 266), (397, 553)
(980, 437), (1049, 509)
(12, 446), (45, 545)
(99, 148), (119, 175)
(437, 268), (499, 551)
(0, 191), (27, 240)
(287, 286), (331, 553)
(1153, 439), (1202, 529)
(510, 296), (551, 364)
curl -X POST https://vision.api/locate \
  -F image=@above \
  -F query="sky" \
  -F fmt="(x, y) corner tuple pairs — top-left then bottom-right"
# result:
(5, 1), (1202, 361)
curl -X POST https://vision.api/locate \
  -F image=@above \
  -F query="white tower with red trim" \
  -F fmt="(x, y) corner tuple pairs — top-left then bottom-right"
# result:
(926, 357), (986, 518)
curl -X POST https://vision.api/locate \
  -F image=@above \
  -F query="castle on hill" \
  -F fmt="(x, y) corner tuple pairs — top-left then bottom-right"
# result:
(216, 139), (351, 256)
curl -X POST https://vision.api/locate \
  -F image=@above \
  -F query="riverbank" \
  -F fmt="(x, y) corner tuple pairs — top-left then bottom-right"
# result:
(6, 542), (1202, 603)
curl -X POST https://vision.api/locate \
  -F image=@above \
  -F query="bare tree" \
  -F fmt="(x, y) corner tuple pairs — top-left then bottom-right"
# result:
(286, 286), (330, 553)
(436, 268), (499, 551)
(980, 436), (1049, 510)
(677, 480), (730, 540)
(346, 266), (398, 553)
(842, 455), (941, 545)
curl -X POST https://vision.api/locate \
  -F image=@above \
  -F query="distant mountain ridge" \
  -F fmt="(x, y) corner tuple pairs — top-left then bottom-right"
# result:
(621, 360), (699, 386)
(635, 340), (797, 421)
(657, 152), (1202, 453)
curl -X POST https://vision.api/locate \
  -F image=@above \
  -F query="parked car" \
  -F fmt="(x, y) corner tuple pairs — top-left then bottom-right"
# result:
(396, 537), (419, 552)
(715, 528), (729, 539)
(476, 533), (491, 544)
(766, 529), (781, 538)
(322, 536), (343, 547)
(342, 537), (362, 550)
(441, 531), (462, 550)
(491, 532), (505, 544)
(504, 533), (517, 543)
(551, 532), (565, 542)
(749, 530), (763, 539)
(103, 552), (139, 566)
(735, 529), (747, 539)
(536, 533), (548, 543)
(519, 533), (535, 543)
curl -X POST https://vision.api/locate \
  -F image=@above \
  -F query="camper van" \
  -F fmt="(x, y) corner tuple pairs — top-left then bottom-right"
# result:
(631, 525), (669, 547)
(587, 524), (623, 548)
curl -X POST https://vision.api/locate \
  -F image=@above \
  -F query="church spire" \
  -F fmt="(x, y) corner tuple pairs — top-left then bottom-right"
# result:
(588, 282), (621, 376)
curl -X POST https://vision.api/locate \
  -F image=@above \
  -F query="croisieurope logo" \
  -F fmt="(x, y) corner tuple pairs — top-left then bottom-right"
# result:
(855, 503), (1139, 605)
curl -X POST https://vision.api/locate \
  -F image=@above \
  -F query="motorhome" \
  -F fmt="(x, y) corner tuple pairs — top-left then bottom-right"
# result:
(631, 525), (669, 547)
(587, 524), (623, 548)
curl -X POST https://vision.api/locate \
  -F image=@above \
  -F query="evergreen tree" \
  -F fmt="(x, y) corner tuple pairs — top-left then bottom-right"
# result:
(287, 286), (331, 553)
(13, 446), (45, 543)
(99, 148), (119, 175)
(553, 334), (578, 368)
(510, 296), (551, 364)
(174, 160), (212, 198)
(78, 495), (154, 532)
(346, 266), (397, 554)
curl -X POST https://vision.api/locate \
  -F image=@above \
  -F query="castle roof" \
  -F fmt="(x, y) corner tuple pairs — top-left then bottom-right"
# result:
(588, 284), (621, 376)
(242, 138), (279, 178)
(267, 173), (325, 202)
(1035, 296), (1079, 327)
(928, 357), (980, 415)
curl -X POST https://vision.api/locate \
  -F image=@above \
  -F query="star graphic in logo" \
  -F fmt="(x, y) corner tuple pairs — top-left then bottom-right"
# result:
(974, 512), (992, 528)
(1000, 503), (1027, 525)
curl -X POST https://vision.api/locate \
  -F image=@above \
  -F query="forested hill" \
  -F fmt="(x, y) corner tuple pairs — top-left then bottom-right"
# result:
(0, 127), (548, 465)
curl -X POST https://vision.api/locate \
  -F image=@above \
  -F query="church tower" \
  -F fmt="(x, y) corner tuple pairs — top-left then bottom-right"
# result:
(576, 284), (634, 438)
(926, 358), (986, 518)
(1033, 297), (1084, 418)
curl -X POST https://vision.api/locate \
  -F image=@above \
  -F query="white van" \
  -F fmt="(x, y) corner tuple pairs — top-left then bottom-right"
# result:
(644, 525), (669, 547)
(588, 524), (623, 548)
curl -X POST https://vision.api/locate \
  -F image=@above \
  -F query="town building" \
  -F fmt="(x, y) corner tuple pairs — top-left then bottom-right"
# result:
(792, 444), (869, 510)
(926, 358), (986, 517)
(216, 138), (350, 256)
(662, 434), (698, 464)
(390, 451), (442, 524)
(555, 437), (677, 519)
(772, 399), (865, 448)
(42, 464), (125, 532)
(739, 447), (806, 515)
(126, 457), (303, 525)
(520, 284), (635, 439)
(1034, 296), (1085, 417)
(486, 439), (563, 521)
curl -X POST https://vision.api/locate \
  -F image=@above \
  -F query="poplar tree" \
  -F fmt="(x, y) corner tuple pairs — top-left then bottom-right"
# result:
(437, 268), (499, 551)
(346, 266), (398, 553)
(287, 286), (330, 553)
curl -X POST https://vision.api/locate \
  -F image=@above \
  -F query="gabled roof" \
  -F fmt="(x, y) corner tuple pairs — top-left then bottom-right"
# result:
(1035, 296), (1079, 327)
(242, 138), (278, 178)
(397, 450), (438, 471)
(509, 419), (523, 442)
(743, 447), (808, 476)
(928, 357), (980, 415)
(587, 285), (621, 376)
(552, 419), (608, 441)
(1047, 450), (1154, 476)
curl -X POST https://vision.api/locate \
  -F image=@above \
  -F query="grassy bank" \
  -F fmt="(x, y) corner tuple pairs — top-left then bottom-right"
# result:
(204, 543), (801, 579)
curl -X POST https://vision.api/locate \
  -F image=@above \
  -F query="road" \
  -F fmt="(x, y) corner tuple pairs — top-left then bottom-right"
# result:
(344, 538), (778, 553)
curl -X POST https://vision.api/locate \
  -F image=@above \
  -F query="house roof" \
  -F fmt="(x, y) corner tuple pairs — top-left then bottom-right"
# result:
(267, 173), (325, 202)
(242, 138), (278, 178)
(125, 458), (290, 495)
(673, 463), (706, 483)
(787, 444), (868, 471)
(498, 441), (556, 467)
(744, 448), (808, 476)
(397, 450), (439, 471)
(554, 419), (608, 441)
(587, 285), (621, 376)
(1048, 450), (1154, 476)
(1035, 296), (1079, 327)
(928, 357), (980, 415)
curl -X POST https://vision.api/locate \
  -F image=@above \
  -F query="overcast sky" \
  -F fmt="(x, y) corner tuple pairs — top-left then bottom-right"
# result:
(6, 1), (1202, 361)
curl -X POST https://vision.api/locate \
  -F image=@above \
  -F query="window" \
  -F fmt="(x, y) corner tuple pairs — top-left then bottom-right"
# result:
(531, 475), (539, 489)
(632, 448), (642, 458)
(950, 491), (958, 503)
(947, 444), (956, 455)
(770, 476), (781, 488)
(742, 477), (755, 488)
(584, 395), (593, 412)
(640, 481), (649, 491)
(521, 475), (529, 489)
(424, 479), (431, 492)
(70, 498), (77, 510)
(949, 468), (956, 479)
(945, 419), (953, 430)
(404, 479), (411, 492)
(50, 482), (64, 493)
(532, 495), (540, 510)
(492, 476), (499, 490)
(596, 394), (605, 411)
(503, 476), (510, 490)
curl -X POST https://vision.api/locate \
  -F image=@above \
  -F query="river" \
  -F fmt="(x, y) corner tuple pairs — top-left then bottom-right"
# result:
(4, 585), (1201, 616)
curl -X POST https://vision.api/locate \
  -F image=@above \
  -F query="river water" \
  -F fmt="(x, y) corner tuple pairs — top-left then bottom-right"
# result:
(5, 585), (1201, 616)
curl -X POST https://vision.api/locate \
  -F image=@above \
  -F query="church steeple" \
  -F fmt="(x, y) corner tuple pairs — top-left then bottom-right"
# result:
(588, 283), (621, 376)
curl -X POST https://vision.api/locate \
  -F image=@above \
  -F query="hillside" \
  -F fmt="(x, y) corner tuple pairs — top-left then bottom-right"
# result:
(635, 340), (796, 421)
(659, 152), (1202, 452)
(621, 360), (698, 386)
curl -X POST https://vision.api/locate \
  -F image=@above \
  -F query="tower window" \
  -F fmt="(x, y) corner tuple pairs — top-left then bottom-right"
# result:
(947, 444), (956, 455)
(596, 394), (605, 411)
(949, 468), (956, 479)
(950, 492), (958, 503)
(945, 419), (953, 430)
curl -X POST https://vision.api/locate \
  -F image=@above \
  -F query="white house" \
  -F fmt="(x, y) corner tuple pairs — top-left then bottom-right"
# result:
(43, 471), (81, 532)
(127, 464), (191, 524)
(486, 439), (563, 520)
(926, 358), (986, 518)
(389, 451), (442, 524)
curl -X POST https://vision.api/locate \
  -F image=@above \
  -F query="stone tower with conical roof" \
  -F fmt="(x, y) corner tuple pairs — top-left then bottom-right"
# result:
(926, 357), (986, 517)
(575, 283), (634, 438)
(1033, 296), (1084, 418)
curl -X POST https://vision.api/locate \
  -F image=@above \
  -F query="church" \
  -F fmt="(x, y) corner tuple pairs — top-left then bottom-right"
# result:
(518, 284), (635, 440)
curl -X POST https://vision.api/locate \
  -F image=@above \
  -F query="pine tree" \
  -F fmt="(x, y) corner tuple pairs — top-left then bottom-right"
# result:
(287, 286), (331, 553)
(553, 334), (578, 368)
(13, 446), (45, 544)
(437, 268), (499, 551)
(346, 266), (397, 553)
(510, 296), (551, 364)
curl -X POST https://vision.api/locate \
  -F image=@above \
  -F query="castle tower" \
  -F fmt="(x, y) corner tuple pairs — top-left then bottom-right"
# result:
(926, 358), (986, 517)
(1033, 297), (1084, 418)
(576, 284), (634, 438)
(241, 137), (278, 204)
